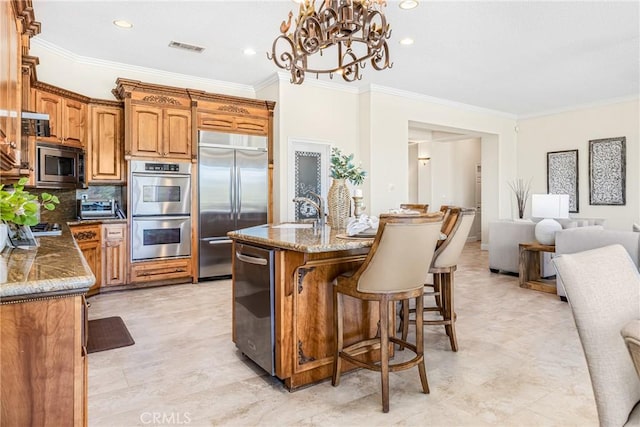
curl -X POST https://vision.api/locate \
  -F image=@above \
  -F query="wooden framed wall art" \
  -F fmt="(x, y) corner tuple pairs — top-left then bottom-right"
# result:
(589, 136), (626, 205)
(547, 149), (579, 213)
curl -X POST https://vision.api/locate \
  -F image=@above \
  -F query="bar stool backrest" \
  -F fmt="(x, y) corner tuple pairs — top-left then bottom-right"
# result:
(356, 213), (443, 294)
(432, 208), (476, 269)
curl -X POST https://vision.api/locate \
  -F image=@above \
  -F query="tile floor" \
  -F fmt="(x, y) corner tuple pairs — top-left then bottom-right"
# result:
(87, 242), (598, 426)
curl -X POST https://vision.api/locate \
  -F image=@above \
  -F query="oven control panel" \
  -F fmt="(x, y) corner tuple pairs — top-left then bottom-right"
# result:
(145, 163), (180, 172)
(130, 160), (192, 175)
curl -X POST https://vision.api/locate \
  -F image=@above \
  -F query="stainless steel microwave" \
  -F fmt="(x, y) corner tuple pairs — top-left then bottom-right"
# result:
(36, 143), (86, 189)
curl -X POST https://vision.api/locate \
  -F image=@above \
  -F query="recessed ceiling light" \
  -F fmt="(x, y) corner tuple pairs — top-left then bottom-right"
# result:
(400, 37), (414, 45)
(399, 0), (419, 10)
(113, 20), (133, 29)
(243, 48), (257, 56)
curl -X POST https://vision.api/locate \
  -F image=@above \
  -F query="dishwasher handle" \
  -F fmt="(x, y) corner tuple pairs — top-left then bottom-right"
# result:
(236, 251), (268, 266)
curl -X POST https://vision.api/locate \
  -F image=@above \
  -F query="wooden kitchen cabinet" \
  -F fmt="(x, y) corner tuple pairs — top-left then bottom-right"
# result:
(0, 0), (22, 171)
(102, 223), (127, 286)
(71, 224), (102, 295)
(32, 84), (88, 148)
(114, 79), (192, 160)
(129, 103), (191, 159)
(1, 294), (88, 426)
(88, 103), (124, 183)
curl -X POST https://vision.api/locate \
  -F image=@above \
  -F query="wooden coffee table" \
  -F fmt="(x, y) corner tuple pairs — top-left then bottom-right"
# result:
(518, 242), (556, 294)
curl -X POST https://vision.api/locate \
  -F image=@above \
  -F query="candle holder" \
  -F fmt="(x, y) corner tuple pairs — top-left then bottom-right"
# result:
(352, 196), (366, 219)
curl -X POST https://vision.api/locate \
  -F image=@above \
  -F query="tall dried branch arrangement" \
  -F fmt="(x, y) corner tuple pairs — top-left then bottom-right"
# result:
(508, 178), (532, 219)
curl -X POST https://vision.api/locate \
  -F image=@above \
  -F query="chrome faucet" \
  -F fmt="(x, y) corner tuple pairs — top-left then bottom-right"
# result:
(293, 191), (325, 226)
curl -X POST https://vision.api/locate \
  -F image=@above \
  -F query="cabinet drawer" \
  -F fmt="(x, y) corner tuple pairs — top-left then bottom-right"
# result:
(197, 113), (268, 135)
(130, 258), (192, 283)
(70, 225), (101, 243)
(103, 227), (124, 240)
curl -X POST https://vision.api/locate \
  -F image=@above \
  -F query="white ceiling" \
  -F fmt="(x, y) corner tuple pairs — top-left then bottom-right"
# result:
(31, 0), (639, 116)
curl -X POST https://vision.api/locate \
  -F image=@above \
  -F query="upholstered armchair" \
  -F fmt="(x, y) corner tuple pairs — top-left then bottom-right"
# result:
(553, 245), (640, 426)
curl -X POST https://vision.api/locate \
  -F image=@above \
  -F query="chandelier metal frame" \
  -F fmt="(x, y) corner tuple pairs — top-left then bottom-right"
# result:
(268, 0), (393, 84)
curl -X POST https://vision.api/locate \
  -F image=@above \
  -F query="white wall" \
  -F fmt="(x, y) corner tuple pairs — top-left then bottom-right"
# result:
(517, 99), (640, 230)
(276, 82), (360, 222)
(363, 89), (518, 245)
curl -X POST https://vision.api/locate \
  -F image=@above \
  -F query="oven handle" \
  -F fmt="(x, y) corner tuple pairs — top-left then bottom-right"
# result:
(131, 173), (191, 179)
(132, 215), (191, 221)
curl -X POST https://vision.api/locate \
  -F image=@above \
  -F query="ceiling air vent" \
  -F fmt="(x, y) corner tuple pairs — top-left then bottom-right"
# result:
(168, 41), (205, 53)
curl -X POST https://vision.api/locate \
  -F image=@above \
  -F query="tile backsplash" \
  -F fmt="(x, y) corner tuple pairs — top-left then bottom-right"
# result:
(31, 185), (125, 223)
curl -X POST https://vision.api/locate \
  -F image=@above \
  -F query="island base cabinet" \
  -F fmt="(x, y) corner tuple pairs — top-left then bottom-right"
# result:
(1, 295), (87, 426)
(272, 249), (380, 390)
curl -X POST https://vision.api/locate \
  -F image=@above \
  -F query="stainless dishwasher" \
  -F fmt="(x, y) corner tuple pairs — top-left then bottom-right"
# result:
(233, 242), (275, 375)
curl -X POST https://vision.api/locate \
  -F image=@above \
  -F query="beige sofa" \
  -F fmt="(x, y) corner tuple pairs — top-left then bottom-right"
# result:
(555, 227), (640, 299)
(488, 218), (606, 277)
(488, 220), (554, 276)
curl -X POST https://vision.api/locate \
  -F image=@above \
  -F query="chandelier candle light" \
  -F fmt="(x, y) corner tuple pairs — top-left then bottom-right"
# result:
(268, 0), (393, 84)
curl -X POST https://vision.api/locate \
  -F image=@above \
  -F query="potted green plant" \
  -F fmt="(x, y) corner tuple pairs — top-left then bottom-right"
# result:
(328, 148), (367, 229)
(0, 177), (59, 249)
(330, 147), (367, 185)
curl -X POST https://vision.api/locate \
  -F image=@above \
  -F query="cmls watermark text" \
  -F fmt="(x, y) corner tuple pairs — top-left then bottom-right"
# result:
(140, 412), (192, 425)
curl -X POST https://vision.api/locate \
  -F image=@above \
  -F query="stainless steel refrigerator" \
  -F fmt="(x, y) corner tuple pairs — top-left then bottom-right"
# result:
(198, 131), (268, 279)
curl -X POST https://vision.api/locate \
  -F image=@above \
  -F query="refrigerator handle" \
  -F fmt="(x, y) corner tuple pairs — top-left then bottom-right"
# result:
(229, 166), (234, 221)
(237, 167), (242, 220)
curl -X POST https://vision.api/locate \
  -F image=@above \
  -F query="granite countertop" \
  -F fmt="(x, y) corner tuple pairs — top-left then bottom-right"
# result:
(227, 224), (374, 253)
(0, 223), (95, 302)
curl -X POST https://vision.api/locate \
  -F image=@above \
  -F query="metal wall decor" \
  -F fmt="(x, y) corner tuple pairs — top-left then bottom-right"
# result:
(268, 0), (392, 84)
(547, 149), (579, 213)
(589, 136), (626, 205)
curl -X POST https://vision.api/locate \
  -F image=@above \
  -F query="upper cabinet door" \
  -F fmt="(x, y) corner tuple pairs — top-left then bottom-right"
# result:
(131, 104), (163, 157)
(163, 108), (191, 159)
(62, 99), (86, 147)
(34, 90), (63, 144)
(89, 105), (123, 182)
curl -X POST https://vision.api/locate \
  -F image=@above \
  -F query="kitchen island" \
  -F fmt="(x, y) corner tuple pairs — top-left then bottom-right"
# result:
(228, 224), (378, 390)
(1, 224), (94, 426)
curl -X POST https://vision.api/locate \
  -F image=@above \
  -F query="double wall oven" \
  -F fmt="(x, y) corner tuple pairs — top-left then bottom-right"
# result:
(130, 160), (192, 261)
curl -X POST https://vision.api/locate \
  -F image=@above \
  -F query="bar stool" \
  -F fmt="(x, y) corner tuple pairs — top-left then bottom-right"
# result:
(332, 212), (443, 413)
(401, 208), (476, 352)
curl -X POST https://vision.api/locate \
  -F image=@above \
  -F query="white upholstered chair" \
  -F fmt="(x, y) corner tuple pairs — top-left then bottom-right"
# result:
(553, 245), (640, 426)
(332, 212), (443, 413)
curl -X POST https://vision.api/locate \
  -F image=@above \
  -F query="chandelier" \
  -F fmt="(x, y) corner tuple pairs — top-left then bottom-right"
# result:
(268, 0), (393, 84)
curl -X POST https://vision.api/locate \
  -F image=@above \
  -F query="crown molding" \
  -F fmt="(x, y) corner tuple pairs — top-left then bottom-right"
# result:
(31, 38), (256, 97)
(517, 94), (640, 120)
(253, 73), (281, 93)
(363, 84), (518, 119)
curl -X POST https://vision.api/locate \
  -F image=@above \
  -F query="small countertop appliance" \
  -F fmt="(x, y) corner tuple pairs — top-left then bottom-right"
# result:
(77, 199), (124, 219)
